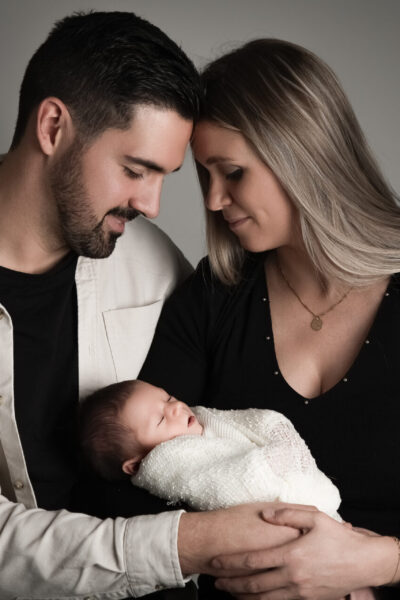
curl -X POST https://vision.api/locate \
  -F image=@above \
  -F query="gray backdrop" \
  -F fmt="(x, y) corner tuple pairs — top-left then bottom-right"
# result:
(1, 0), (399, 266)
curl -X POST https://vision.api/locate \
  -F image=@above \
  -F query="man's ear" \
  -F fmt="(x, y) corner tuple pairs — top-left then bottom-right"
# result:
(36, 97), (73, 156)
(122, 457), (142, 476)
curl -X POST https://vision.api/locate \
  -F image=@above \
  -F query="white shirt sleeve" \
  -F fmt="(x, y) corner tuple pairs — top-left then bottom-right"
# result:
(0, 493), (186, 599)
(125, 510), (187, 596)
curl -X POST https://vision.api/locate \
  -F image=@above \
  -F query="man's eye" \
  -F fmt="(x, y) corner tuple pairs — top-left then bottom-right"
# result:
(226, 168), (243, 181)
(124, 166), (143, 180)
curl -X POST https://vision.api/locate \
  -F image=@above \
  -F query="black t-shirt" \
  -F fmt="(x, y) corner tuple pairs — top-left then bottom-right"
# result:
(0, 252), (79, 510)
(140, 254), (400, 599)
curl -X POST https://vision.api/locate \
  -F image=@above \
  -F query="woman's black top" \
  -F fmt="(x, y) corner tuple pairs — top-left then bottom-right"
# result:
(140, 254), (400, 598)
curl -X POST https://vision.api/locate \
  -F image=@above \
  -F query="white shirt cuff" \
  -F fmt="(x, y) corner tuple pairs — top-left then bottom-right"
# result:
(124, 509), (187, 597)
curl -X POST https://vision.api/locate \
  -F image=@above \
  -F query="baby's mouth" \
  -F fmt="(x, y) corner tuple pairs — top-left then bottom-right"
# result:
(188, 415), (195, 427)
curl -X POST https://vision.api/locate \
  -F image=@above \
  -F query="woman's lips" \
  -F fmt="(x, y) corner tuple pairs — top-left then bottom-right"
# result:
(226, 216), (250, 230)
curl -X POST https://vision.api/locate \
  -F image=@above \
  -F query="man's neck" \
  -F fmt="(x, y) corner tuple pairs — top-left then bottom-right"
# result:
(0, 146), (69, 274)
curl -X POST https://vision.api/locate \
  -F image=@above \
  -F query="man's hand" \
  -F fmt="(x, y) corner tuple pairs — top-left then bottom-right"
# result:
(177, 502), (303, 578)
(211, 506), (396, 599)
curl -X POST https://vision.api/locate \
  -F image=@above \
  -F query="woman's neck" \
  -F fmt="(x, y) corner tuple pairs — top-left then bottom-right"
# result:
(271, 246), (349, 304)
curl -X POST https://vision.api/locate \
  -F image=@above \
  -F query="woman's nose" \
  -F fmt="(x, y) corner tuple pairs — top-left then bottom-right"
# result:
(205, 183), (232, 212)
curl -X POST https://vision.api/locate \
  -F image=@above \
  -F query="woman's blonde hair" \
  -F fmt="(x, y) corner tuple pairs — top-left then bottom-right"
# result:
(198, 39), (400, 286)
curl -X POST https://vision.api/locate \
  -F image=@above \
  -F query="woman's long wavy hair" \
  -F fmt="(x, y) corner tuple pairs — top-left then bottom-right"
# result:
(198, 39), (400, 286)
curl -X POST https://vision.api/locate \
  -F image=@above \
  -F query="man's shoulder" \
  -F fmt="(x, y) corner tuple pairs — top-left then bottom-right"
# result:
(81, 217), (192, 304)
(118, 217), (184, 258)
(108, 217), (192, 278)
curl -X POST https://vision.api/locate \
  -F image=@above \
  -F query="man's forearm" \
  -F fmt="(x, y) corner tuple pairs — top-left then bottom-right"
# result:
(177, 503), (300, 576)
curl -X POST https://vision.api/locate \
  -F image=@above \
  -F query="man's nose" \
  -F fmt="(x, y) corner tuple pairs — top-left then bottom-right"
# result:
(129, 178), (163, 219)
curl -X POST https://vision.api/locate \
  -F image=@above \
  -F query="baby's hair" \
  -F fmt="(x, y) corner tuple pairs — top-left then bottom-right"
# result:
(79, 379), (143, 481)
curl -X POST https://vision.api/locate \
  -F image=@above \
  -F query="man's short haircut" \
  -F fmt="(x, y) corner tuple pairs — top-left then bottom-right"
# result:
(11, 10), (201, 148)
(79, 379), (142, 481)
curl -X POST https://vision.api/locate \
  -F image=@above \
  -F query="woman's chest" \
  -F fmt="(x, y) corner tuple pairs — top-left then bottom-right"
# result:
(267, 277), (391, 399)
(204, 278), (400, 521)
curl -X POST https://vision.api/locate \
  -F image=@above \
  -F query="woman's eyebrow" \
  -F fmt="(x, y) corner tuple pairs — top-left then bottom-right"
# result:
(206, 155), (234, 165)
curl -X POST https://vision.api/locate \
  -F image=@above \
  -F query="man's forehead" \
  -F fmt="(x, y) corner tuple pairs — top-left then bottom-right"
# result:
(112, 107), (192, 170)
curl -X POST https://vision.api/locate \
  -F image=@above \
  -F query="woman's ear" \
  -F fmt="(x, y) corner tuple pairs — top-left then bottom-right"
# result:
(36, 97), (73, 156)
(122, 457), (142, 476)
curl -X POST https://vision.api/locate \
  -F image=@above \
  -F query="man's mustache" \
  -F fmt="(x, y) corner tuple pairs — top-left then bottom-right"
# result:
(106, 207), (142, 221)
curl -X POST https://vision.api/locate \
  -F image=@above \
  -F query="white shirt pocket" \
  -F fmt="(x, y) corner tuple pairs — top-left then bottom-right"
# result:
(102, 300), (163, 381)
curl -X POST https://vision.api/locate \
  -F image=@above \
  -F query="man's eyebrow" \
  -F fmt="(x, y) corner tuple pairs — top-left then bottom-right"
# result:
(205, 155), (234, 166)
(124, 155), (182, 174)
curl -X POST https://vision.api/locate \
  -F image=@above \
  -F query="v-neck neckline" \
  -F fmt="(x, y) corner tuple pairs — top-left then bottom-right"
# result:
(260, 266), (396, 402)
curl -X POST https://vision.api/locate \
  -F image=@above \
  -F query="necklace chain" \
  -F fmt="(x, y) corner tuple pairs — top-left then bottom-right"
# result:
(276, 261), (352, 331)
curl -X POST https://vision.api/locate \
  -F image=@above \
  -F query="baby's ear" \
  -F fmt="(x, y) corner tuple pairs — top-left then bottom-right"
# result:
(122, 457), (141, 476)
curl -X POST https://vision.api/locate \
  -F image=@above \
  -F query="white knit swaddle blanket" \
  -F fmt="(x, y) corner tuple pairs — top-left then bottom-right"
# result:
(132, 406), (341, 519)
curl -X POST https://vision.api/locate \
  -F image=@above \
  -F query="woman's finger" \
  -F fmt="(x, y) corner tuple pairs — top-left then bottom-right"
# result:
(215, 567), (288, 596)
(234, 591), (294, 600)
(261, 506), (324, 531)
(212, 544), (288, 573)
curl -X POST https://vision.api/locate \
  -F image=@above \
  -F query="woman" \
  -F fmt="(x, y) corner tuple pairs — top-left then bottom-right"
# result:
(140, 39), (400, 599)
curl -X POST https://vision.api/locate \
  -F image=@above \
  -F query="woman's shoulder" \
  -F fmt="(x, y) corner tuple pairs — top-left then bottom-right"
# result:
(159, 252), (266, 337)
(390, 272), (400, 293)
(189, 252), (266, 296)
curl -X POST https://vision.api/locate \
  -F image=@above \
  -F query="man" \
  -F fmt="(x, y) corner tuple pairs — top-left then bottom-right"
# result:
(0, 11), (296, 599)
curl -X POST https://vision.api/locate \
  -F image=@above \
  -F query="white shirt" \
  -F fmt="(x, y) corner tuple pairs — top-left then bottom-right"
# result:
(0, 216), (192, 599)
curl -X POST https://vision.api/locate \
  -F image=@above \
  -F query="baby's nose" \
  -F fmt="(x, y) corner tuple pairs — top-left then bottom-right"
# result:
(167, 400), (183, 417)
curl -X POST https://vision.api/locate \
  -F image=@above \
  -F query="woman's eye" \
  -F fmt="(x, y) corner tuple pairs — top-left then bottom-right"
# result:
(226, 168), (243, 181)
(124, 166), (143, 180)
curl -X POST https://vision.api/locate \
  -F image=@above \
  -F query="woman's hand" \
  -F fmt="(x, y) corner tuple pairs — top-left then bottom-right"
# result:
(178, 502), (302, 578)
(212, 506), (397, 599)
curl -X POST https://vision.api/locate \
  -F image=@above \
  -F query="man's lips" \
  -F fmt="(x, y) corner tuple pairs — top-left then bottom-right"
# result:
(105, 210), (140, 234)
(106, 214), (127, 234)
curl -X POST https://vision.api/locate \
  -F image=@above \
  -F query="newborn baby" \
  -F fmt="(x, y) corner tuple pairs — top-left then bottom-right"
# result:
(80, 380), (377, 600)
(79, 379), (341, 518)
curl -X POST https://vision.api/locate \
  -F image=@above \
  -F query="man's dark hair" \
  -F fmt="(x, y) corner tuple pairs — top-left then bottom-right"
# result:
(79, 379), (142, 481)
(11, 10), (201, 148)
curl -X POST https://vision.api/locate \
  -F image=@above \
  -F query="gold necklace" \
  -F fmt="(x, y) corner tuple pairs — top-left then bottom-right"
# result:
(277, 262), (352, 331)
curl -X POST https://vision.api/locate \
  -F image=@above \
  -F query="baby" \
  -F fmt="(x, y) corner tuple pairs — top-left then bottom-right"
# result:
(80, 379), (376, 600)
(79, 379), (341, 518)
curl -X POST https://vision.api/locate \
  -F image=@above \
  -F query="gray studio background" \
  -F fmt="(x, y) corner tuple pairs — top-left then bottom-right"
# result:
(1, 0), (399, 267)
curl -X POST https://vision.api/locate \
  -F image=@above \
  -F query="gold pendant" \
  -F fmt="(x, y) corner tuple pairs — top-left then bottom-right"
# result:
(311, 316), (323, 331)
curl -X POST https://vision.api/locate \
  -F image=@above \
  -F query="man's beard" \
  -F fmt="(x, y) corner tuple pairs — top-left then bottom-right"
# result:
(49, 139), (139, 258)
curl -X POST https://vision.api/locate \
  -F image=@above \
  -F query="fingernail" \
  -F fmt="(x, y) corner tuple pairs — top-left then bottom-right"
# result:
(262, 509), (276, 519)
(211, 558), (222, 569)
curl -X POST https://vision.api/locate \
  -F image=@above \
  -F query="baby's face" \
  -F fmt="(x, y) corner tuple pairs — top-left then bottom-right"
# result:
(121, 381), (203, 454)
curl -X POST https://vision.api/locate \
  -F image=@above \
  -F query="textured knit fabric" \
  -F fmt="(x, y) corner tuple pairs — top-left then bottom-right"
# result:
(133, 406), (341, 518)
